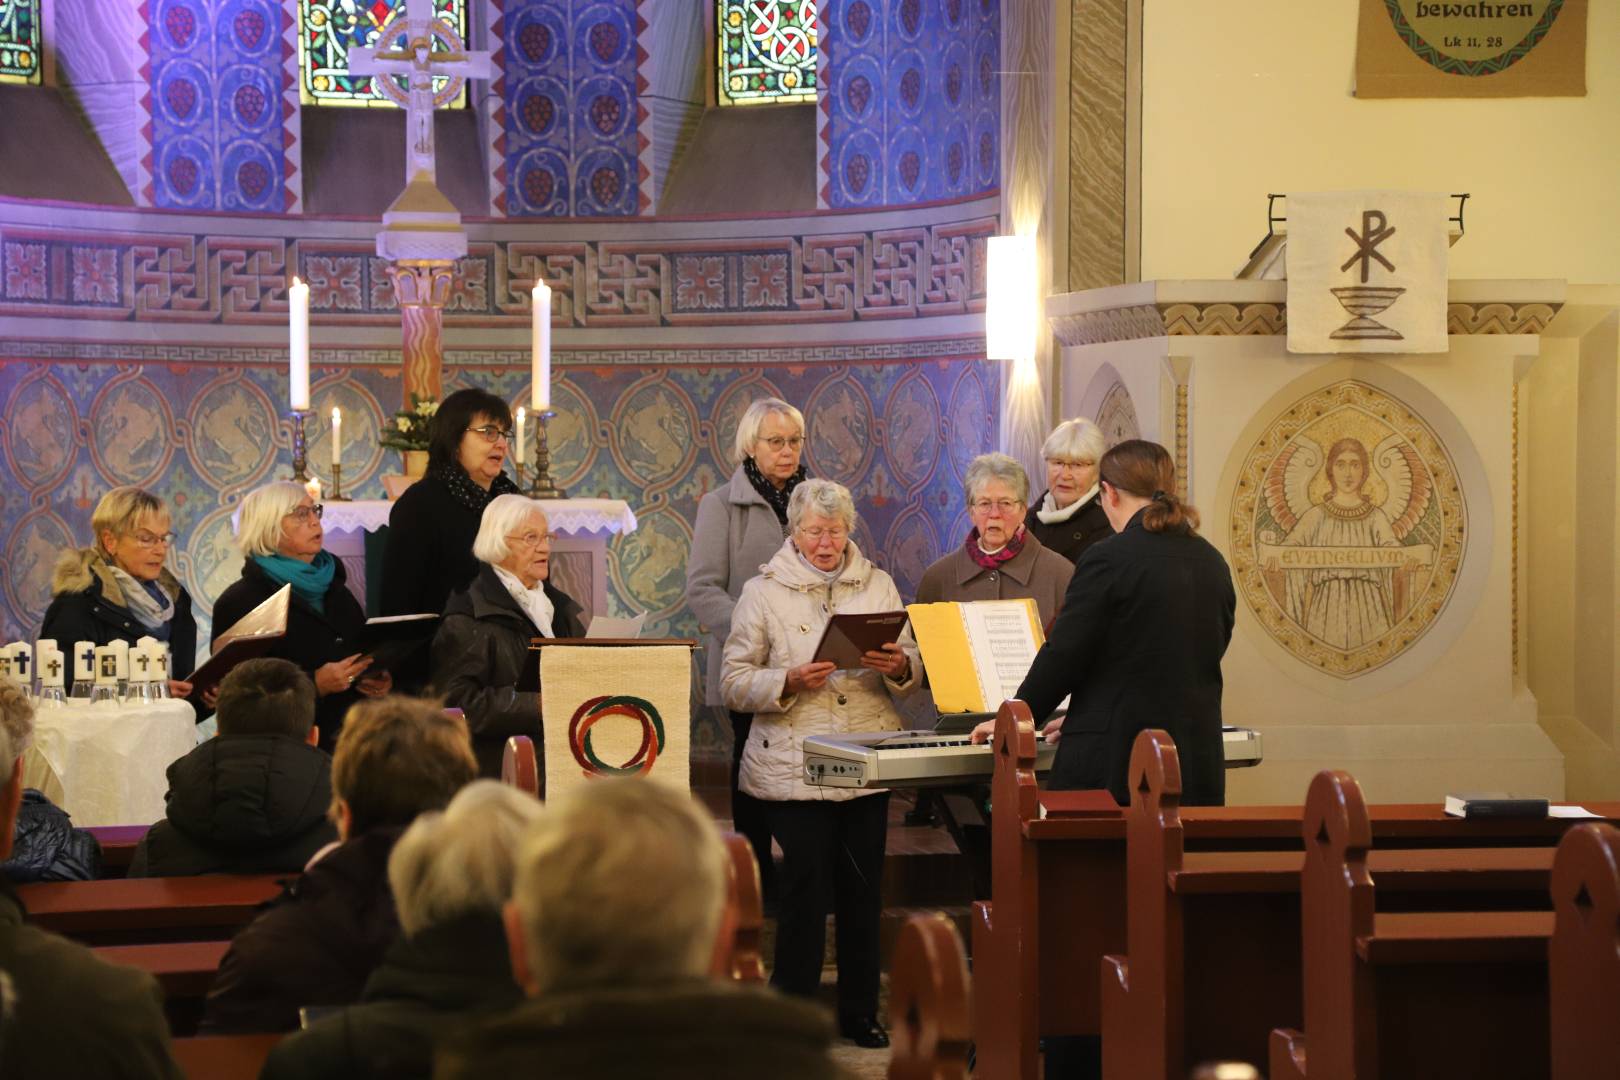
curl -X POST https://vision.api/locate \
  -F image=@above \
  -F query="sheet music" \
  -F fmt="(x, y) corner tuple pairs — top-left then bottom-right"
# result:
(959, 601), (1041, 709)
(586, 612), (647, 639)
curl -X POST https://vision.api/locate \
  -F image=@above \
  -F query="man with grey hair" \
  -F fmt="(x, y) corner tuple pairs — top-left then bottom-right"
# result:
(436, 777), (852, 1079)
(0, 679), (183, 1079)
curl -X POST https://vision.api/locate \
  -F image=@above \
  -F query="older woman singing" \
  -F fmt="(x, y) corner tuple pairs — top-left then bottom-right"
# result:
(1025, 418), (1113, 564)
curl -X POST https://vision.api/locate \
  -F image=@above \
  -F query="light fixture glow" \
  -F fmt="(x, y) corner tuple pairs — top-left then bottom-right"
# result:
(985, 234), (1037, 361)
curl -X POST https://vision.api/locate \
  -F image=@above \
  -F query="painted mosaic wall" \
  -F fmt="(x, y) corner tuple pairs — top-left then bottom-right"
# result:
(0, 350), (998, 665)
(145, 0), (297, 211)
(820, 0), (999, 208)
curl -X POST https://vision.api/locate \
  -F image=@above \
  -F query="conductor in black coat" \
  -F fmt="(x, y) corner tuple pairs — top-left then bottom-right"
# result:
(978, 439), (1235, 807)
(213, 482), (392, 748)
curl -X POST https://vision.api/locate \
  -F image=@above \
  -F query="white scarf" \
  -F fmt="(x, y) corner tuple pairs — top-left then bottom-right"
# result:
(493, 565), (555, 637)
(1035, 485), (1099, 525)
(108, 565), (175, 631)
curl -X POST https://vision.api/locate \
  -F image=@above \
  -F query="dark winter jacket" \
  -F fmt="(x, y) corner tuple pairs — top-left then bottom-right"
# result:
(380, 470), (517, 619)
(430, 564), (585, 778)
(260, 912), (522, 1080)
(0, 878), (183, 1079)
(0, 790), (102, 882)
(199, 826), (405, 1035)
(1024, 489), (1114, 565)
(40, 547), (198, 695)
(434, 979), (856, 1080)
(211, 558), (368, 748)
(127, 734), (336, 878)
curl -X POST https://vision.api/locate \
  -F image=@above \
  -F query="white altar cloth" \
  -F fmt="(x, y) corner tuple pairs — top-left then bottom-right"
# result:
(22, 700), (199, 827)
(316, 497), (637, 537)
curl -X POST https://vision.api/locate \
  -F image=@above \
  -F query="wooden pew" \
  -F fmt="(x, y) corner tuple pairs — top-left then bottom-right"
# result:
(1549, 822), (1620, 1079)
(95, 939), (230, 999)
(970, 700), (1620, 1080)
(1103, 732), (1556, 1080)
(1269, 771), (1555, 1080)
(18, 874), (285, 945)
(170, 1034), (282, 1080)
(887, 913), (971, 1080)
(502, 734), (539, 798)
(87, 824), (148, 877)
(711, 832), (765, 983)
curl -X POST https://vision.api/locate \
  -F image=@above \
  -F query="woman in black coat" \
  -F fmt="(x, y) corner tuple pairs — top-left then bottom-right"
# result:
(213, 482), (391, 747)
(41, 485), (200, 698)
(977, 439), (1236, 807)
(431, 494), (585, 778)
(1024, 418), (1114, 564)
(380, 387), (522, 619)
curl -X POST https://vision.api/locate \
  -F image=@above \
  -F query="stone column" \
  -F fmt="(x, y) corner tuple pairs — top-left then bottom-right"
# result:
(386, 261), (456, 406)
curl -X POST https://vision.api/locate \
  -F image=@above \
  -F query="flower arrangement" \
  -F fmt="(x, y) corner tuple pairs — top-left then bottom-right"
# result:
(379, 394), (438, 453)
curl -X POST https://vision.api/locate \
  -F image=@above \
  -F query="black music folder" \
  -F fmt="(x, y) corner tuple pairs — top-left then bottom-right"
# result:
(811, 611), (910, 670)
(353, 614), (439, 673)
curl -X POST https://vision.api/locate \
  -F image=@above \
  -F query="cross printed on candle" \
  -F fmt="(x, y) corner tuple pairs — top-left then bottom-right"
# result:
(45, 657), (61, 680)
(78, 644), (96, 670)
(134, 652), (152, 676)
(12, 651), (29, 680)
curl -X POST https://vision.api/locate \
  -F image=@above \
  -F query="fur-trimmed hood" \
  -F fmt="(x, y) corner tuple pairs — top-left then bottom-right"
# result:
(50, 547), (181, 605)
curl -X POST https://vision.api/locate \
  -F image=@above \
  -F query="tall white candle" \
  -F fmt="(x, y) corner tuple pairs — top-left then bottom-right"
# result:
(331, 406), (342, 468)
(531, 281), (552, 411)
(289, 277), (310, 410)
(515, 406), (527, 466)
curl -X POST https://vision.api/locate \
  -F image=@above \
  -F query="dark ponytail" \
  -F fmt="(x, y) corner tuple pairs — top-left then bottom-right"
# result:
(1098, 440), (1200, 536)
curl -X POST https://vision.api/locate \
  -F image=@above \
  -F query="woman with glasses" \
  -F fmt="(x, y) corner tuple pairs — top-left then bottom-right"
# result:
(1025, 417), (1113, 564)
(720, 479), (919, 1049)
(42, 485), (200, 699)
(685, 396), (808, 904)
(430, 494), (585, 777)
(214, 482), (391, 747)
(380, 387), (523, 622)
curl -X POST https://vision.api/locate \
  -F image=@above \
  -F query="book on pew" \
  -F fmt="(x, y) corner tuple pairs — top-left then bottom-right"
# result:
(1444, 792), (1551, 819)
(906, 598), (1045, 712)
(811, 611), (910, 670)
(352, 613), (439, 673)
(189, 585), (291, 695)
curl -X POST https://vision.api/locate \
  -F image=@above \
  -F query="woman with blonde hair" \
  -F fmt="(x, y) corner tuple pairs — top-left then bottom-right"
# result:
(41, 485), (200, 698)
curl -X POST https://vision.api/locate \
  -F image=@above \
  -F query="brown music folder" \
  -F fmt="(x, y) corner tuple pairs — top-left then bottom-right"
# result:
(811, 611), (909, 670)
(190, 584), (290, 694)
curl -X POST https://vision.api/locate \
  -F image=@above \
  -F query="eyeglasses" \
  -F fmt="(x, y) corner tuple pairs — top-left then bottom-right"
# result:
(286, 505), (324, 524)
(130, 531), (175, 549)
(758, 435), (804, 452)
(970, 498), (1024, 515)
(1047, 458), (1095, 473)
(506, 531), (554, 550)
(797, 526), (848, 543)
(467, 425), (514, 444)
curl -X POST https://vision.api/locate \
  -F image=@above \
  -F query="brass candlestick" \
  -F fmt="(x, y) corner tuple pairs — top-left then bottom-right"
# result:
(528, 409), (566, 499)
(514, 461), (527, 490)
(328, 462), (352, 501)
(288, 410), (310, 481)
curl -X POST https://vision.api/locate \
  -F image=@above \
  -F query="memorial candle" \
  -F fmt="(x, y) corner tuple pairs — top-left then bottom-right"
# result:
(289, 277), (310, 410)
(531, 281), (551, 411)
(331, 406), (342, 468)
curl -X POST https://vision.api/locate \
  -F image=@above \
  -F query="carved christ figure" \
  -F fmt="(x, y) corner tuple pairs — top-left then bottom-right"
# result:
(407, 38), (437, 182)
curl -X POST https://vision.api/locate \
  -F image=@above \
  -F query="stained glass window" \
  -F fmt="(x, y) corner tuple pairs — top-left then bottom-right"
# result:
(718, 0), (817, 106)
(299, 0), (468, 107)
(0, 0), (42, 86)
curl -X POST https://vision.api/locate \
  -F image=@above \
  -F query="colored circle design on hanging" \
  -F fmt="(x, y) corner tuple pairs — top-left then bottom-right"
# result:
(567, 694), (666, 776)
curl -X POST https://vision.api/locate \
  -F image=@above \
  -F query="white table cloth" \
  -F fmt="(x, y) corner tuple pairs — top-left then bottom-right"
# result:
(21, 699), (199, 827)
(315, 497), (637, 537)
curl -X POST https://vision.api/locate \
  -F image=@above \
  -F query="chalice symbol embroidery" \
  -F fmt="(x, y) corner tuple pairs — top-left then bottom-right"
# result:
(1331, 209), (1404, 341)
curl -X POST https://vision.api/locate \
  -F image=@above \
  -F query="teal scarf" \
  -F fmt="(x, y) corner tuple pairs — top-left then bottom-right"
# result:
(253, 551), (337, 616)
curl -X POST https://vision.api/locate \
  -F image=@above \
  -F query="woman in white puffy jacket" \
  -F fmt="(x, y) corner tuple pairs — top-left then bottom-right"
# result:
(720, 478), (919, 1049)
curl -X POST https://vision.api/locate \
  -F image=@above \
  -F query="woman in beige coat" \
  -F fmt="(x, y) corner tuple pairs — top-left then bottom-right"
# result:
(721, 479), (919, 1049)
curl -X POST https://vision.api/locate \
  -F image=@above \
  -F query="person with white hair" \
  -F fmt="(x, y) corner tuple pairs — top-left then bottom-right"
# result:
(685, 395), (809, 901)
(212, 481), (390, 747)
(430, 493), (585, 776)
(41, 484), (201, 699)
(260, 780), (539, 1080)
(721, 478), (919, 1049)
(1026, 417), (1113, 564)
(0, 680), (183, 1079)
(436, 777), (853, 1080)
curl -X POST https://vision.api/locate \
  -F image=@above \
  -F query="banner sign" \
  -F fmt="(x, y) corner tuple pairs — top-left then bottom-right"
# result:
(1356, 0), (1587, 97)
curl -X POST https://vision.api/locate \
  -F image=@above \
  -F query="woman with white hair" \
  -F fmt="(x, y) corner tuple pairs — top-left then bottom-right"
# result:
(430, 493), (585, 777)
(1026, 417), (1113, 563)
(260, 780), (540, 1080)
(721, 479), (919, 1049)
(41, 485), (201, 699)
(686, 396), (808, 900)
(212, 482), (389, 746)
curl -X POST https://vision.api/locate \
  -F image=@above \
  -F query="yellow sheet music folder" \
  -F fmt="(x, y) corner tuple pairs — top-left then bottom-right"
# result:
(905, 598), (1046, 713)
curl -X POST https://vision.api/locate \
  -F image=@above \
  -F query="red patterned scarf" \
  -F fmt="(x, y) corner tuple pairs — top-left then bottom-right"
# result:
(965, 525), (1027, 571)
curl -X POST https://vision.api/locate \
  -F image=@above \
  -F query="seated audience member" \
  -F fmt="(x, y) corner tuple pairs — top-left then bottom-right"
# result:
(201, 697), (478, 1034)
(431, 494), (585, 778)
(261, 781), (539, 1079)
(0, 788), (102, 882)
(0, 680), (183, 1079)
(916, 452), (1076, 625)
(41, 485), (200, 699)
(213, 482), (391, 748)
(128, 658), (336, 878)
(436, 778), (854, 1080)
(1025, 417), (1113, 564)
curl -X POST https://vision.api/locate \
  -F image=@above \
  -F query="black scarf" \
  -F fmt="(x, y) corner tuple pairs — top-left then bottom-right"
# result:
(742, 456), (805, 527)
(431, 462), (521, 512)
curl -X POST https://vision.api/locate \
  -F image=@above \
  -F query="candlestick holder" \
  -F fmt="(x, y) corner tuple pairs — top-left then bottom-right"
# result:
(528, 409), (566, 499)
(288, 409), (311, 481)
(514, 461), (527, 490)
(328, 462), (352, 501)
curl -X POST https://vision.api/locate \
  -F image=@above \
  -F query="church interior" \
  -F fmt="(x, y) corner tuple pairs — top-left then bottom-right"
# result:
(1, 0), (1618, 1077)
